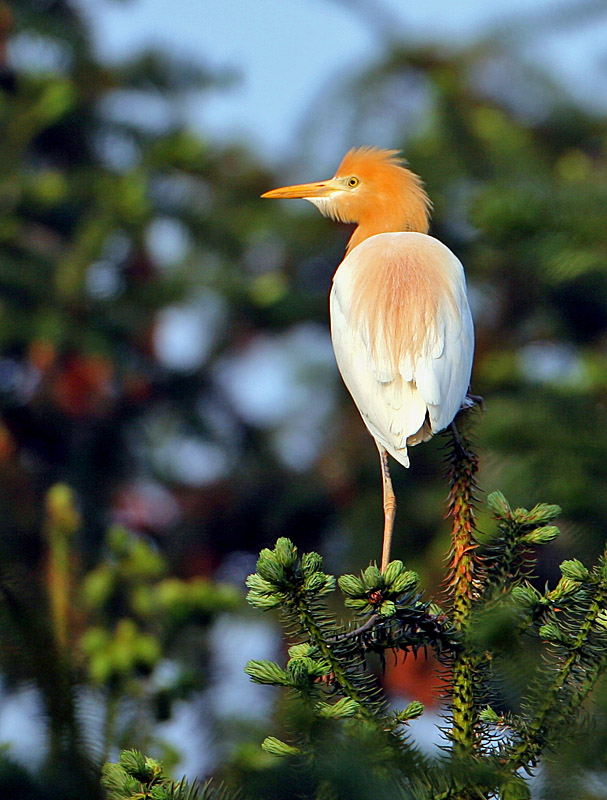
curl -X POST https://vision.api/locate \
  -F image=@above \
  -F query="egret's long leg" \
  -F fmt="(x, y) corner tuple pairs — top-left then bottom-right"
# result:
(377, 442), (396, 573)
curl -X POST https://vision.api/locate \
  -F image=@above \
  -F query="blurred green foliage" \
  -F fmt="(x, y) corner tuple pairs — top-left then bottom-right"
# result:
(0, 0), (606, 797)
(0, 478), (240, 798)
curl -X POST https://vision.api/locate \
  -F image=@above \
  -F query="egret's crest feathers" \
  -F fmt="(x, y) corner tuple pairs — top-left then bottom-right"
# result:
(335, 147), (408, 177)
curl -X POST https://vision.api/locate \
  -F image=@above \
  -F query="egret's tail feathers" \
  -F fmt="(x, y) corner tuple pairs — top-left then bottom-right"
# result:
(406, 415), (433, 446)
(390, 444), (410, 468)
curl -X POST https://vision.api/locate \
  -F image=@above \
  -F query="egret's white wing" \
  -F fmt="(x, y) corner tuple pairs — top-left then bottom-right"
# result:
(330, 232), (474, 467)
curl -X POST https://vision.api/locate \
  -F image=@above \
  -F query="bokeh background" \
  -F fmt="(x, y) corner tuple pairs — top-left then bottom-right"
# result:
(0, 0), (606, 796)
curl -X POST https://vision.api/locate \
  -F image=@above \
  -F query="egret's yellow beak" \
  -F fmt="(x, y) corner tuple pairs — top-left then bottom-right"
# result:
(261, 179), (342, 199)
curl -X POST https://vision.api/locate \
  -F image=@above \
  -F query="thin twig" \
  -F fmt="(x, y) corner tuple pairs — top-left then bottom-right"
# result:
(333, 614), (381, 641)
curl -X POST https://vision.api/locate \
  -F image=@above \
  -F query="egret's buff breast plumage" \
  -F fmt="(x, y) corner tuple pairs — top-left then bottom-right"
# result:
(330, 232), (473, 468)
(348, 233), (457, 370)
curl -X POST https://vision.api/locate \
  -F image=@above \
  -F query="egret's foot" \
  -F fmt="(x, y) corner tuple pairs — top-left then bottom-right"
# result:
(466, 393), (486, 411)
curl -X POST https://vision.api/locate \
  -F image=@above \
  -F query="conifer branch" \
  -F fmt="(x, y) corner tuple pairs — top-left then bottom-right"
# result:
(444, 418), (480, 757)
(245, 541), (444, 793)
(245, 540), (385, 722)
(288, 593), (381, 722)
(102, 749), (236, 800)
(508, 546), (607, 770)
(481, 492), (560, 598)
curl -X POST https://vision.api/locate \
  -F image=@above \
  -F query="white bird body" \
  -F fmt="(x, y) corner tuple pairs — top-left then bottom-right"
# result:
(329, 231), (474, 468)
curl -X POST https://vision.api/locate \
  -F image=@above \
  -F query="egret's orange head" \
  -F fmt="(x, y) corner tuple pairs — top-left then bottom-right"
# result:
(262, 147), (432, 251)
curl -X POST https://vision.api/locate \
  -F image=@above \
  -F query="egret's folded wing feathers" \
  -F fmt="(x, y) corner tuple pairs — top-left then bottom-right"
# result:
(330, 232), (474, 465)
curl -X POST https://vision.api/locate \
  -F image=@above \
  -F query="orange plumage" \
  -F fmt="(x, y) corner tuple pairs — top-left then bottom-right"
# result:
(334, 148), (432, 249)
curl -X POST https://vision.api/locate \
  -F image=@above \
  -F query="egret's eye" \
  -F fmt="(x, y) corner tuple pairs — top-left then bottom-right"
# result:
(347, 176), (360, 188)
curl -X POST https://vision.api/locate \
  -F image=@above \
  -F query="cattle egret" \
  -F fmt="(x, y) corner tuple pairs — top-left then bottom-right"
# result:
(262, 148), (474, 571)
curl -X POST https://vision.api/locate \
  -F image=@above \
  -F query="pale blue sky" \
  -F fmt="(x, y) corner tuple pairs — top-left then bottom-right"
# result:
(77, 0), (606, 163)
